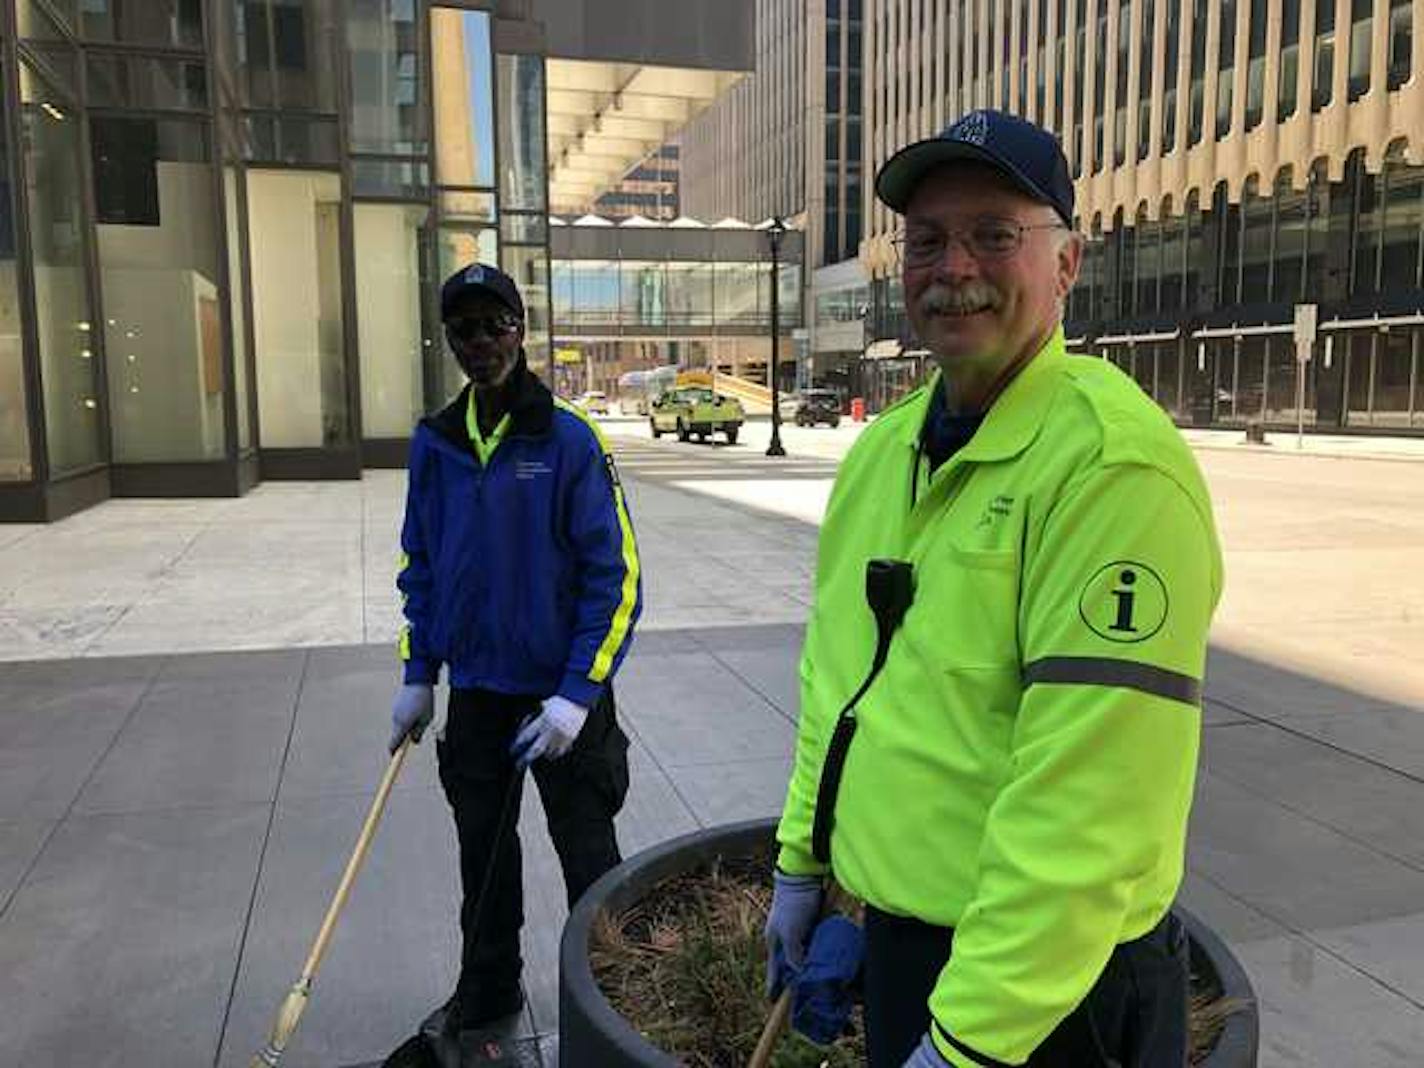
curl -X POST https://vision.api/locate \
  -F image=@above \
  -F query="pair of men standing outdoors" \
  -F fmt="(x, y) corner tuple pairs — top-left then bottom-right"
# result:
(391, 109), (1220, 1068)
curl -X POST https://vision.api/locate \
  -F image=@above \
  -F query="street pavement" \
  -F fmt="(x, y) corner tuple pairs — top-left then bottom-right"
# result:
(1, 415), (1423, 1066)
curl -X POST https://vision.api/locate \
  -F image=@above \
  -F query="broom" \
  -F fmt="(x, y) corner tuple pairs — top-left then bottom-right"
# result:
(249, 738), (413, 1067)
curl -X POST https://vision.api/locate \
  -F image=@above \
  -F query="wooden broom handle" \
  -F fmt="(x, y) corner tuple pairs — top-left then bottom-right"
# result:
(299, 739), (410, 982)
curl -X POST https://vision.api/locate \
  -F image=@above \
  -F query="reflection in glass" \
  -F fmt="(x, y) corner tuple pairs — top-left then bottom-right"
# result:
(439, 190), (496, 223)
(81, 0), (203, 48)
(1313, 0), (1335, 110)
(1348, 0), (1372, 101)
(619, 262), (666, 326)
(1279, 0), (1301, 120)
(348, 0), (425, 155)
(1371, 329), (1417, 426)
(21, 64), (101, 474)
(1381, 152), (1424, 288)
(356, 203), (429, 436)
(247, 170), (348, 448)
(498, 54), (547, 210)
(93, 117), (226, 462)
(352, 158), (429, 199)
(86, 54), (208, 111)
(432, 7), (495, 189)
(224, 166), (252, 450)
(501, 245), (550, 370)
(239, 0), (340, 111)
(666, 263), (713, 326)
(244, 114), (339, 165)
(0, 67), (30, 480)
(500, 213), (546, 244)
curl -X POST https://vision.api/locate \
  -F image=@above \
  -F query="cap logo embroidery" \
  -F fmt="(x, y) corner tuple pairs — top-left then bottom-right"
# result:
(951, 110), (990, 146)
(464, 265), (486, 284)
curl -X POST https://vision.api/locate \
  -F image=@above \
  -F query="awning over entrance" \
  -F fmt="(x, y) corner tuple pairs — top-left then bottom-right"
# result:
(546, 60), (742, 213)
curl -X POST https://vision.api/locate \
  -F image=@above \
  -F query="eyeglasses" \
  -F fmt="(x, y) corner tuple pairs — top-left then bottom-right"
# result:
(447, 313), (522, 340)
(892, 217), (1066, 266)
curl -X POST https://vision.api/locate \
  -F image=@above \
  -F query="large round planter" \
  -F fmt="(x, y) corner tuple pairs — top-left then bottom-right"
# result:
(560, 818), (1259, 1067)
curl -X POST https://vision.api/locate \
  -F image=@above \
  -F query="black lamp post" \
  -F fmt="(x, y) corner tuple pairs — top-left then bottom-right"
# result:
(765, 215), (787, 457)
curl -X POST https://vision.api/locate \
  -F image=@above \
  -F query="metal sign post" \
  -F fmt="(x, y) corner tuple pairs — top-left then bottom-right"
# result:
(1293, 305), (1318, 451)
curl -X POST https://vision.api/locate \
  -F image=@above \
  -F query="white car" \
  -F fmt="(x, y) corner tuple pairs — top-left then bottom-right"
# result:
(573, 391), (609, 415)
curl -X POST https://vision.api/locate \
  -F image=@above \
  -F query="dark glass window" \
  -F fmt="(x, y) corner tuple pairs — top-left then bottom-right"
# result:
(1138, 0), (1154, 161)
(1304, 162), (1331, 296)
(1389, 0), (1412, 89)
(1313, 0), (1335, 110)
(1348, 0), (1372, 101)
(1217, 0), (1236, 138)
(81, 0), (203, 47)
(87, 53), (208, 110)
(1273, 172), (1307, 301)
(1188, 0), (1207, 144)
(1279, 0), (1300, 120)
(1184, 195), (1202, 307)
(1240, 178), (1272, 304)
(1137, 214), (1161, 312)
(1162, 0), (1179, 152)
(238, 0), (340, 111)
(243, 112), (339, 164)
(1115, 0), (1131, 167)
(1216, 183), (1241, 305)
(828, 71), (841, 112)
(1352, 157), (1381, 292)
(1160, 211), (1185, 309)
(1381, 152), (1424, 288)
(1246, 0), (1266, 128)
(1093, 2), (1107, 171)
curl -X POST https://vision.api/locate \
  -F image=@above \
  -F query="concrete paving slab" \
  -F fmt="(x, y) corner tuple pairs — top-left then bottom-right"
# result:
(615, 651), (797, 768)
(0, 804), (269, 1068)
(74, 669), (303, 815)
(1237, 932), (1424, 1068)
(0, 818), (56, 911)
(87, 594), (367, 657)
(1176, 872), (1291, 945)
(217, 790), (464, 1068)
(0, 676), (151, 819)
(1188, 772), (1424, 931)
(705, 647), (803, 721)
(1268, 703), (1424, 780)
(1201, 721), (1424, 869)
(278, 660), (443, 801)
(664, 755), (794, 825)
(0, 603), (131, 659)
(1312, 910), (1424, 1009)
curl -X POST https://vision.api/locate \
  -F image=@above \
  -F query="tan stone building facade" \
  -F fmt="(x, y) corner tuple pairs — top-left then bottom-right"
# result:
(860, 0), (1424, 432)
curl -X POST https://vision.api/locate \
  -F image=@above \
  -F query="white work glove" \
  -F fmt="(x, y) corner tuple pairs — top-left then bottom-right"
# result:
(509, 695), (589, 768)
(389, 683), (434, 753)
(902, 1034), (953, 1068)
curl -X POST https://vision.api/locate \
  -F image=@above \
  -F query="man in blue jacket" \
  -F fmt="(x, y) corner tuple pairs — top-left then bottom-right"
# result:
(389, 263), (642, 1045)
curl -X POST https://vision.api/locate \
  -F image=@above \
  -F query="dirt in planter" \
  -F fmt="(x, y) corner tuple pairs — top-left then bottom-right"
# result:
(590, 853), (1235, 1067)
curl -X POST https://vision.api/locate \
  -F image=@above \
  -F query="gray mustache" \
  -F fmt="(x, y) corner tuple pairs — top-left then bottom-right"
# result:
(920, 283), (1001, 314)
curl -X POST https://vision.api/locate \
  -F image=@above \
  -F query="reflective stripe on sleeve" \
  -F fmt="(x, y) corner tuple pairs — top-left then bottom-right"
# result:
(1022, 656), (1202, 705)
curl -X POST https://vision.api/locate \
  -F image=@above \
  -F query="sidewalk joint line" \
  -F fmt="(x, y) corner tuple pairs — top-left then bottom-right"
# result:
(211, 648), (312, 1068)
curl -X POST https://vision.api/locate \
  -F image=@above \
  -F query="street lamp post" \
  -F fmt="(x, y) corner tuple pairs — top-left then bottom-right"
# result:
(766, 215), (787, 457)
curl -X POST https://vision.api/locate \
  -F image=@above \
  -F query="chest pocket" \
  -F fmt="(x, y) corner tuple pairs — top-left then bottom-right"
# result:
(905, 539), (1021, 672)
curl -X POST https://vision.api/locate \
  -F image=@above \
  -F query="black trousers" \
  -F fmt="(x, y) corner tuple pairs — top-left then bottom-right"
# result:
(435, 685), (629, 1019)
(863, 906), (1190, 1068)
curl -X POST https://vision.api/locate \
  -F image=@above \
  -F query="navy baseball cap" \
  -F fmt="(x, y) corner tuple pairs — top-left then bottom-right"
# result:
(875, 109), (1075, 226)
(440, 262), (525, 320)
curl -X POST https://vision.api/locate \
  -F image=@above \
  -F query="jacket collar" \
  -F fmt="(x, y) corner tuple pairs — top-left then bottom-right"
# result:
(899, 327), (1067, 464)
(425, 355), (554, 451)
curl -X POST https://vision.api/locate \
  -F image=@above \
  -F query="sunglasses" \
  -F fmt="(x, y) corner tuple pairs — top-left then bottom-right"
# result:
(447, 313), (522, 340)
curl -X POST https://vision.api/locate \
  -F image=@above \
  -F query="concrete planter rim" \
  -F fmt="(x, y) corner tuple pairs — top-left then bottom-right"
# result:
(560, 818), (1258, 1067)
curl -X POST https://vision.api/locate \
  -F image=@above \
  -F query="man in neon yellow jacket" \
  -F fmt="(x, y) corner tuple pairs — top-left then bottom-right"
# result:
(766, 110), (1223, 1068)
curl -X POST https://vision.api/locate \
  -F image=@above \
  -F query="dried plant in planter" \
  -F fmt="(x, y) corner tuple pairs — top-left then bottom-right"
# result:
(590, 853), (1235, 1067)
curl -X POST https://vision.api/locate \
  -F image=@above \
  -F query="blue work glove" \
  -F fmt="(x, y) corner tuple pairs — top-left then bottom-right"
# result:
(791, 914), (864, 1044)
(389, 683), (434, 753)
(763, 870), (823, 997)
(903, 1034), (953, 1068)
(509, 695), (589, 768)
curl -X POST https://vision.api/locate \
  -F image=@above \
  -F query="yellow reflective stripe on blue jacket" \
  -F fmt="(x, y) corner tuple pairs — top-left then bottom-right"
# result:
(554, 398), (642, 689)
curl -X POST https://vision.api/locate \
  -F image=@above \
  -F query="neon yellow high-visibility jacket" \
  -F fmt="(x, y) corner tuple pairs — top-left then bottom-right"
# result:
(776, 328), (1222, 1067)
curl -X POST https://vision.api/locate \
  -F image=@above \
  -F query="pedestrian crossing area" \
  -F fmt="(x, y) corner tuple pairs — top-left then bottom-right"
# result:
(603, 435), (841, 484)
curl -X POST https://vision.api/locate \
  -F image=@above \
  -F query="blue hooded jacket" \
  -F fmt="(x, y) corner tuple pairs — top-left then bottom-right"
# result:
(397, 361), (641, 707)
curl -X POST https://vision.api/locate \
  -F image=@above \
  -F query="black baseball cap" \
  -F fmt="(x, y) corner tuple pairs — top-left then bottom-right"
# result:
(875, 109), (1075, 226)
(440, 262), (525, 321)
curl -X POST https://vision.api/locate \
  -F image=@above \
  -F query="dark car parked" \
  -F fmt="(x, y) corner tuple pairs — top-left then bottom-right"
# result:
(794, 388), (842, 427)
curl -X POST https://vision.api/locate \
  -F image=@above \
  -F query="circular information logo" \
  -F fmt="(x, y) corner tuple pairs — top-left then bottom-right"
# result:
(1078, 561), (1168, 643)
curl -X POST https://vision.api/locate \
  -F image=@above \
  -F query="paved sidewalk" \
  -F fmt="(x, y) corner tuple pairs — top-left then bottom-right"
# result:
(2, 432), (1424, 1066)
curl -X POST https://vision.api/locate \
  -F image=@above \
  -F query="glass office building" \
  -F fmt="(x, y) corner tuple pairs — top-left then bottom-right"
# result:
(0, 0), (753, 520)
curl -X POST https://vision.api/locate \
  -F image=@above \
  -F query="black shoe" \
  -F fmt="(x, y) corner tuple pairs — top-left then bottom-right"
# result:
(455, 987), (525, 1031)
